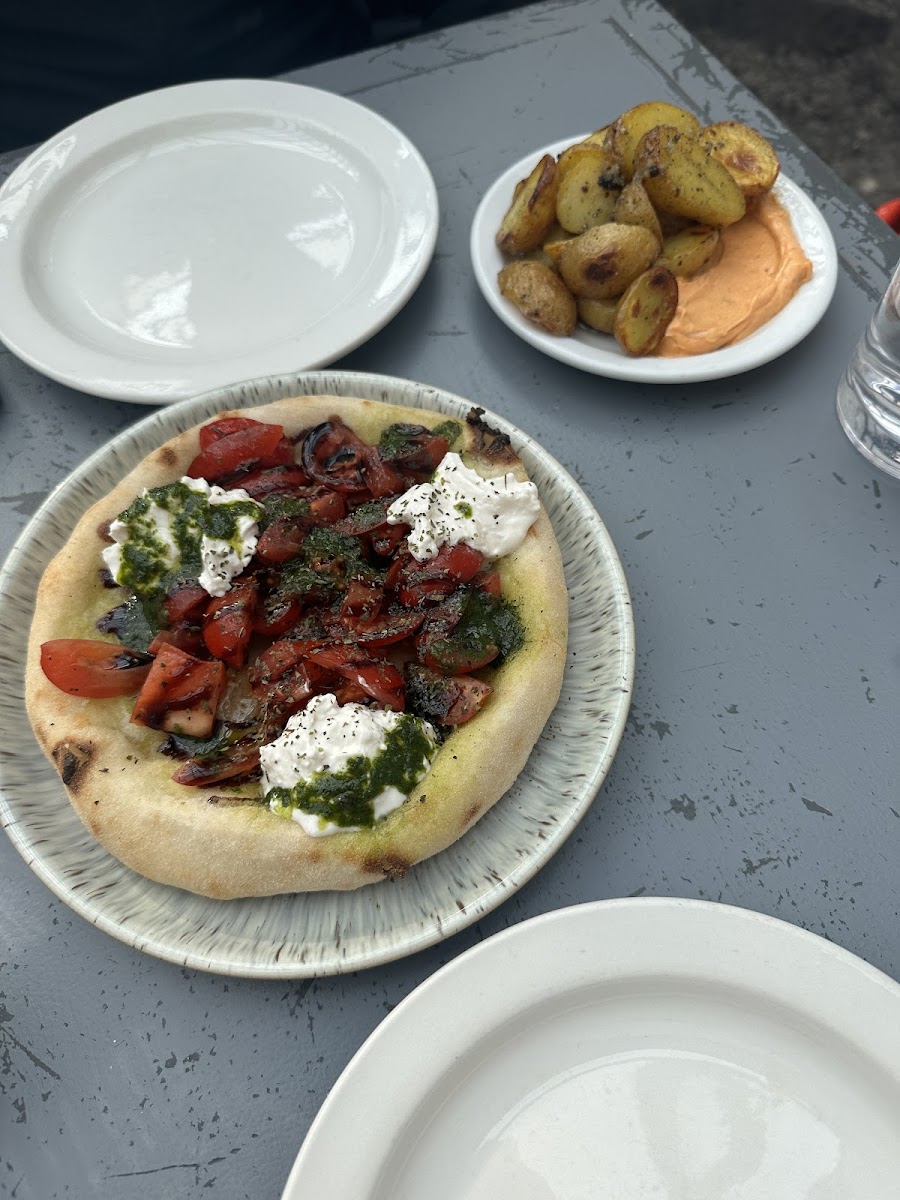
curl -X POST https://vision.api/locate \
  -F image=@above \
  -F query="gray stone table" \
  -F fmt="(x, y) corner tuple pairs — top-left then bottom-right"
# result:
(1, 2), (898, 1197)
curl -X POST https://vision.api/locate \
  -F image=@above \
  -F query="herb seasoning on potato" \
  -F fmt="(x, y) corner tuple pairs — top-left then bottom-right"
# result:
(493, 101), (813, 357)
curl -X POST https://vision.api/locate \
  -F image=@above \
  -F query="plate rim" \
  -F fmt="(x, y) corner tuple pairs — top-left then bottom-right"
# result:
(282, 895), (900, 1196)
(0, 79), (439, 404)
(470, 135), (839, 384)
(0, 369), (635, 978)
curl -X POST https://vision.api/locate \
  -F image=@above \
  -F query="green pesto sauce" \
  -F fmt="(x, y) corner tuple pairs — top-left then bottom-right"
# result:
(434, 588), (524, 664)
(114, 481), (260, 599)
(454, 500), (473, 519)
(430, 420), (462, 447)
(260, 494), (310, 530)
(267, 714), (435, 829)
(378, 420), (462, 459)
(300, 525), (383, 585)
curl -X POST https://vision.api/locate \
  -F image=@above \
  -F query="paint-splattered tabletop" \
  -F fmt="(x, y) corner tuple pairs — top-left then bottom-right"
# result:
(1, 2), (898, 1196)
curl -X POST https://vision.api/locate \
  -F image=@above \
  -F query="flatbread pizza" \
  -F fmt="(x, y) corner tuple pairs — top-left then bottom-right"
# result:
(25, 395), (567, 898)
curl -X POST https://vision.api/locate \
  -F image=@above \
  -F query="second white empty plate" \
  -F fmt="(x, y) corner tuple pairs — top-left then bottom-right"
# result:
(283, 898), (900, 1198)
(0, 80), (438, 403)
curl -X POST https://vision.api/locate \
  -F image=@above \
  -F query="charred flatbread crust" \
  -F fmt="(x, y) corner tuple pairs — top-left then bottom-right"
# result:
(25, 395), (568, 897)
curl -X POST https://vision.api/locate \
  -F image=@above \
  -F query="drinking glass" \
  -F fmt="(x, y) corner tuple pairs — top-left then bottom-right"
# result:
(836, 253), (900, 478)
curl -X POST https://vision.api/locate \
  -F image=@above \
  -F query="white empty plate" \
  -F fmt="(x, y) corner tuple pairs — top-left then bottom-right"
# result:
(283, 898), (900, 1198)
(0, 81), (438, 403)
(471, 136), (838, 383)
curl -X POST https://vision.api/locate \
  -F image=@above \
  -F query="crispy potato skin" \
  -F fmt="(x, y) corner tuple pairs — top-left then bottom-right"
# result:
(657, 224), (720, 277)
(576, 296), (619, 334)
(498, 260), (577, 335)
(613, 265), (679, 354)
(614, 179), (663, 246)
(608, 100), (700, 180)
(700, 121), (780, 197)
(636, 126), (746, 227)
(559, 224), (659, 300)
(496, 154), (560, 254)
(555, 147), (622, 234)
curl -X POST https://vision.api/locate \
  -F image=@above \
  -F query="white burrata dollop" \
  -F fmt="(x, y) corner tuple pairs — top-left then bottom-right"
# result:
(259, 693), (437, 837)
(385, 451), (541, 562)
(101, 476), (261, 598)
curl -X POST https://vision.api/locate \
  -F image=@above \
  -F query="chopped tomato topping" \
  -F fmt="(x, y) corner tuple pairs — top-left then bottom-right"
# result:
(256, 518), (308, 565)
(354, 609), (425, 647)
(307, 489), (347, 524)
(422, 637), (499, 675)
(171, 751), (261, 787)
(476, 569), (502, 599)
(131, 644), (226, 736)
(370, 522), (408, 558)
(148, 626), (205, 657)
(405, 664), (491, 724)
(309, 646), (405, 710)
(334, 498), (395, 536)
(361, 447), (406, 499)
(396, 543), (484, 606)
(301, 419), (370, 492)
(238, 464), (311, 500)
(250, 639), (306, 690)
(186, 423), (286, 481)
(265, 661), (321, 715)
(163, 583), (209, 625)
(445, 677), (493, 724)
(378, 424), (452, 475)
(40, 639), (153, 698)
(198, 416), (266, 449)
(252, 593), (302, 638)
(340, 580), (384, 627)
(202, 582), (259, 666)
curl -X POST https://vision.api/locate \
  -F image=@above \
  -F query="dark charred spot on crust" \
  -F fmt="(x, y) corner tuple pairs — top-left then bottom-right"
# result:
(465, 408), (518, 467)
(462, 802), (480, 828)
(364, 853), (411, 881)
(97, 519), (113, 543)
(585, 253), (618, 282)
(52, 742), (94, 791)
(158, 446), (178, 467)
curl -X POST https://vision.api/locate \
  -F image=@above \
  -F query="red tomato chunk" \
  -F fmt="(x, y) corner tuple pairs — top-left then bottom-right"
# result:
(131, 644), (226, 737)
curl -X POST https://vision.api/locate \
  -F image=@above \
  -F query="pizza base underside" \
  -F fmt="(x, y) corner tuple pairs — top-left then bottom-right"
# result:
(24, 396), (568, 898)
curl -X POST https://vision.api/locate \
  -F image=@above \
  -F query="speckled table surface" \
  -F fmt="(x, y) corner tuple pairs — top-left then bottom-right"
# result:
(1, 2), (899, 1197)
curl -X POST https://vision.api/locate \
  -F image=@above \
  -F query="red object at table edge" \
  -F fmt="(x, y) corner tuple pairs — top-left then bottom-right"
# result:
(876, 198), (900, 233)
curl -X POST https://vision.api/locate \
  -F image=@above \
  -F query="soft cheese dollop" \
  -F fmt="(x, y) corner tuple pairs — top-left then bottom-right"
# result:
(102, 477), (261, 598)
(260, 694), (438, 837)
(386, 451), (541, 562)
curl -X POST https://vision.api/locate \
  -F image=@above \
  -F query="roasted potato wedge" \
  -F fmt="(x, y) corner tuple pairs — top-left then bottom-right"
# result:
(558, 224), (659, 300)
(498, 260), (577, 336)
(496, 155), (560, 255)
(614, 179), (663, 246)
(542, 224), (574, 268)
(557, 128), (612, 176)
(657, 224), (720, 277)
(614, 265), (679, 355)
(700, 121), (780, 197)
(556, 147), (623, 234)
(636, 126), (746, 227)
(577, 296), (619, 334)
(608, 101), (701, 180)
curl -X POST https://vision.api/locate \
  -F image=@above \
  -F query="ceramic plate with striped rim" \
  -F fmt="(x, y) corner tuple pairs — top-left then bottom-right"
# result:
(0, 371), (634, 978)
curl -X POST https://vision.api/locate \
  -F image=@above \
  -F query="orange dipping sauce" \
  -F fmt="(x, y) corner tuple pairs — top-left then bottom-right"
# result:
(658, 193), (813, 357)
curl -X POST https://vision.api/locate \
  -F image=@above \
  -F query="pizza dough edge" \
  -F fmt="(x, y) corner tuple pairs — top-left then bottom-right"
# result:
(24, 394), (568, 898)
